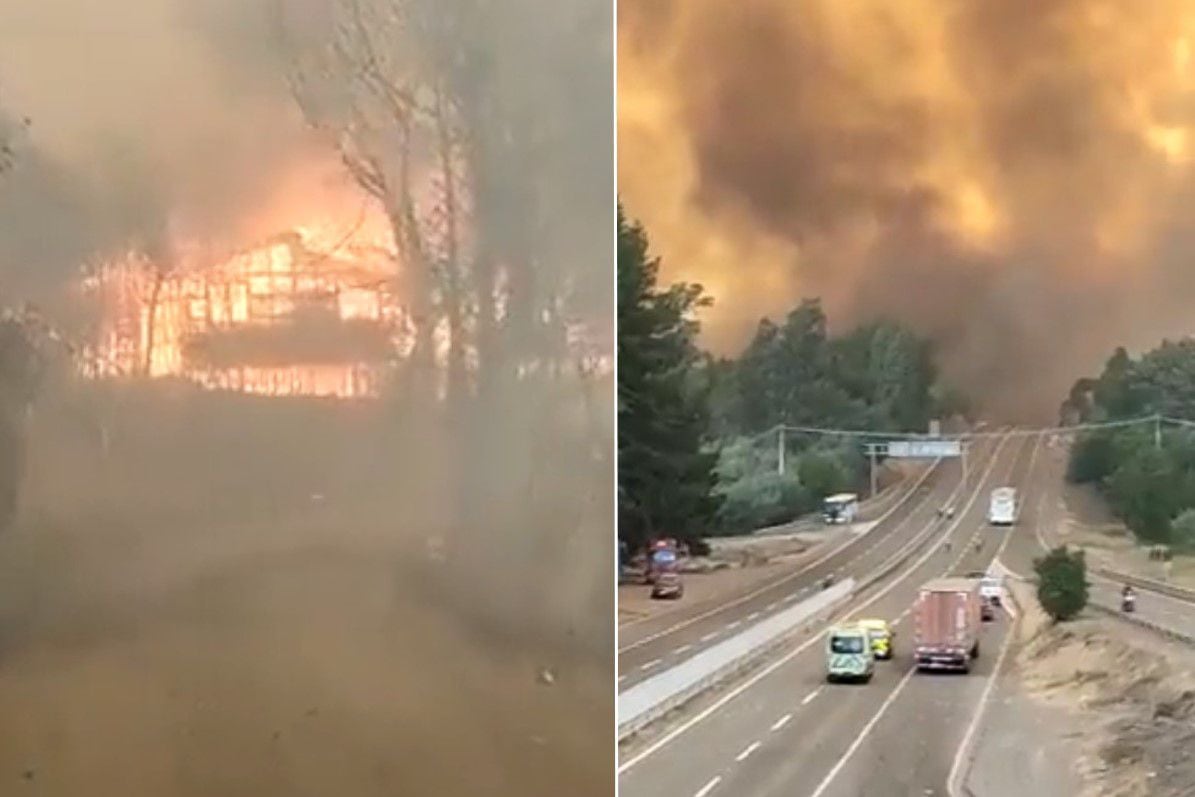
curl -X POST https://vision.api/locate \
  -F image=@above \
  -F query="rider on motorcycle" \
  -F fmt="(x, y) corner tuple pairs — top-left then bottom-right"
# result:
(1122, 585), (1136, 610)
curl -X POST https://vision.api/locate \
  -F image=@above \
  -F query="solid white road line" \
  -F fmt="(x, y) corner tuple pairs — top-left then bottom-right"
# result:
(946, 610), (1019, 796)
(617, 438), (1009, 775)
(735, 741), (762, 762)
(618, 463), (940, 651)
(693, 775), (722, 797)
(808, 666), (918, 797)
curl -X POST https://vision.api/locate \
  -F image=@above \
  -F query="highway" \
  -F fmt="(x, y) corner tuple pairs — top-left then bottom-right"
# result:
(619, 433), (1039, 797)
(618, 455), (979, 690)
(1000, 437), (1195, 645)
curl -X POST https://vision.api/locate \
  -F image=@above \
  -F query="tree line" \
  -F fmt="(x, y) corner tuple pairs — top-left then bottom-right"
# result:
(618, 208), (962, 552)
(1064, 339), (1195, 550)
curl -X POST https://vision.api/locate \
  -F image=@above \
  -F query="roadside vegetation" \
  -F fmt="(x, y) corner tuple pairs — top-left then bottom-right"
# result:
(1034, 545), (1089, 622)
(618, 208), (967, 553)
(1063, 340), (1195, 550)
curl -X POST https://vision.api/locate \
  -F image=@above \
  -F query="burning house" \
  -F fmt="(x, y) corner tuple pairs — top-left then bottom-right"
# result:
(82, 228), (409, 398)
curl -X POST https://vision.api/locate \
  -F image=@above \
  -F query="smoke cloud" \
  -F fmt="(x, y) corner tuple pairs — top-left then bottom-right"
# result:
(0, 0), (338, 301)
(620, 0), (1195, 421)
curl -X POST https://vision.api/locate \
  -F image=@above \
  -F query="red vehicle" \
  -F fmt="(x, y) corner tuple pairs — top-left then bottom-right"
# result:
(913, 577), (983, 673)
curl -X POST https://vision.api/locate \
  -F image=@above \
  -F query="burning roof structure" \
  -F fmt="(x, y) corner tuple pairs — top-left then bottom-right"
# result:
(81, 228), (409, 398)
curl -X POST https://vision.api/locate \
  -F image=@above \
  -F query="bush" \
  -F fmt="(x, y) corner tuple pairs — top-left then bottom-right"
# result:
(1033, 545), (1089, 622)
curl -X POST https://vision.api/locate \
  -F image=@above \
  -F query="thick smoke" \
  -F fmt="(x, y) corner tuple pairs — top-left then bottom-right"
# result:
(0, 0), (325, 301)
(620, 0), (1195, 421)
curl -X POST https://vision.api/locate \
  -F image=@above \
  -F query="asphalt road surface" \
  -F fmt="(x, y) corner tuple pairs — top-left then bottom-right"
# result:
(619, 433), (1038, 797)
(618, 453), (987, 690)
(1001, 436), (1195, 644)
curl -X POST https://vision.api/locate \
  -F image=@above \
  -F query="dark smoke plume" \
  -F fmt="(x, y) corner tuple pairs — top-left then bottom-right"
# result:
(620, 0), (1195, 421)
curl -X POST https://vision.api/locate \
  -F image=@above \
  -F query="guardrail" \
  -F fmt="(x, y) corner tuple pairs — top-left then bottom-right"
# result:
(618, 451), (974, 741)
(1094, 567), (1195, 603)
(619, 487), (953, 741)
(617, 578), (856, 741)
(1088, 602), (1195, 646)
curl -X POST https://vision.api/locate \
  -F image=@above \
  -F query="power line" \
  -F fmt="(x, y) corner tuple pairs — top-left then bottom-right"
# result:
(745, 413), (1172, 448)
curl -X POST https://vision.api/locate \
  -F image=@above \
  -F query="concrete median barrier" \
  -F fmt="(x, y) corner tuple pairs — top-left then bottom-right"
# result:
(618, 577), (856, 741)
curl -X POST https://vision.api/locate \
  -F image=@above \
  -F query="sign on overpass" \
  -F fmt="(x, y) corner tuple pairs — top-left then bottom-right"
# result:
(887, 439), (962, 458)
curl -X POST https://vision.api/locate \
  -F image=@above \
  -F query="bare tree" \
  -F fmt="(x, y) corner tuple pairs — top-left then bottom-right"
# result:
(280, 0), (473, 408)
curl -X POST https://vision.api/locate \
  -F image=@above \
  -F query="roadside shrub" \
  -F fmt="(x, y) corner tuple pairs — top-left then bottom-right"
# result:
(1033, 545), (1089, 622)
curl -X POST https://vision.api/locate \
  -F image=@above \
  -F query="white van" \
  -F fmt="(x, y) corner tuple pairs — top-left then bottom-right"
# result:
(988, 487), (1017, 525)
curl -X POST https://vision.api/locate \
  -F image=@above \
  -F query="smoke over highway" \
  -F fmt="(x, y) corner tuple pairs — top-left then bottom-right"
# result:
(620, 0), (1195, 421)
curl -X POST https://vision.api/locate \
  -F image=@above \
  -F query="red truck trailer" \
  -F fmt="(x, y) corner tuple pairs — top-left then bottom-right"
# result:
(913, 577), (983, 673)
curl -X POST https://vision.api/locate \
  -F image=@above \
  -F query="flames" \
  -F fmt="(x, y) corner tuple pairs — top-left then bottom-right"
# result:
(82, 181), (407, 399)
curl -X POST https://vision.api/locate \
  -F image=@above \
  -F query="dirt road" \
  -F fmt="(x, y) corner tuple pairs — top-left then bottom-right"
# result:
(0, 515), (610, 797)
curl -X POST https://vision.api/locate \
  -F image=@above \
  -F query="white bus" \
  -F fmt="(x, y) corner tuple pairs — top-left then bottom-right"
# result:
(988, 487), (1017, 525)
(823, 493), (860, 525)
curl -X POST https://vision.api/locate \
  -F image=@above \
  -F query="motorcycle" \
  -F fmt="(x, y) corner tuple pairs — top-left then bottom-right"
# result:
(1122, 593), (1136, 613)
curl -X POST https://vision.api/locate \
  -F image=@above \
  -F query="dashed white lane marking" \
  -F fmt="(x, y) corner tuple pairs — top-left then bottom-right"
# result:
(618, 437), (1009, 776)
(771, 713), (793, 732)
(746, 612), (761, 622)
(726, 621), (741, 631)
(809, 666), (918, 797)
(766, 602), (778, 611)
(700, 631), (719, 643)
(735, 741), (762, 762)
(694, 775), (722, 797)
(617, 675), (627, 684)
(640, 658), (662, 672)
(801, 688), (821, 706)
(675, 644), (693, 655)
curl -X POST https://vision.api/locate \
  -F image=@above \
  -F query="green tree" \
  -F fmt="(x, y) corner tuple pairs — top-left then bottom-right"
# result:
(618, 205), (719, 550)
(1067, 432), (1116, 484)
(1104, 442), (1178, 543)
(1033, 545), (1089, 622)
(797, 450), (852, 499)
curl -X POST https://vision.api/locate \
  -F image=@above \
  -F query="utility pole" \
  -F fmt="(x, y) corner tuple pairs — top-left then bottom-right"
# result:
(961, 439), (968, 487)
(865, 443), (881, 498)
(777, 425), (786, 476)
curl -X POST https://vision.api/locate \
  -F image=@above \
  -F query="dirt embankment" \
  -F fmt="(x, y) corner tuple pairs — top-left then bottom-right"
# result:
(1010, 582), (1195, 796)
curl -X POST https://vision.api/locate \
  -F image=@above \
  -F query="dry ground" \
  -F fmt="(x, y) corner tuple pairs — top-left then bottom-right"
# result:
(1005, 580), (1195, 797)
(0, 384), (613, 797)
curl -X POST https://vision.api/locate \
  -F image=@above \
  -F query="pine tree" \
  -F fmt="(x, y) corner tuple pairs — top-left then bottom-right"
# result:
(617, 205), (719, 551)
